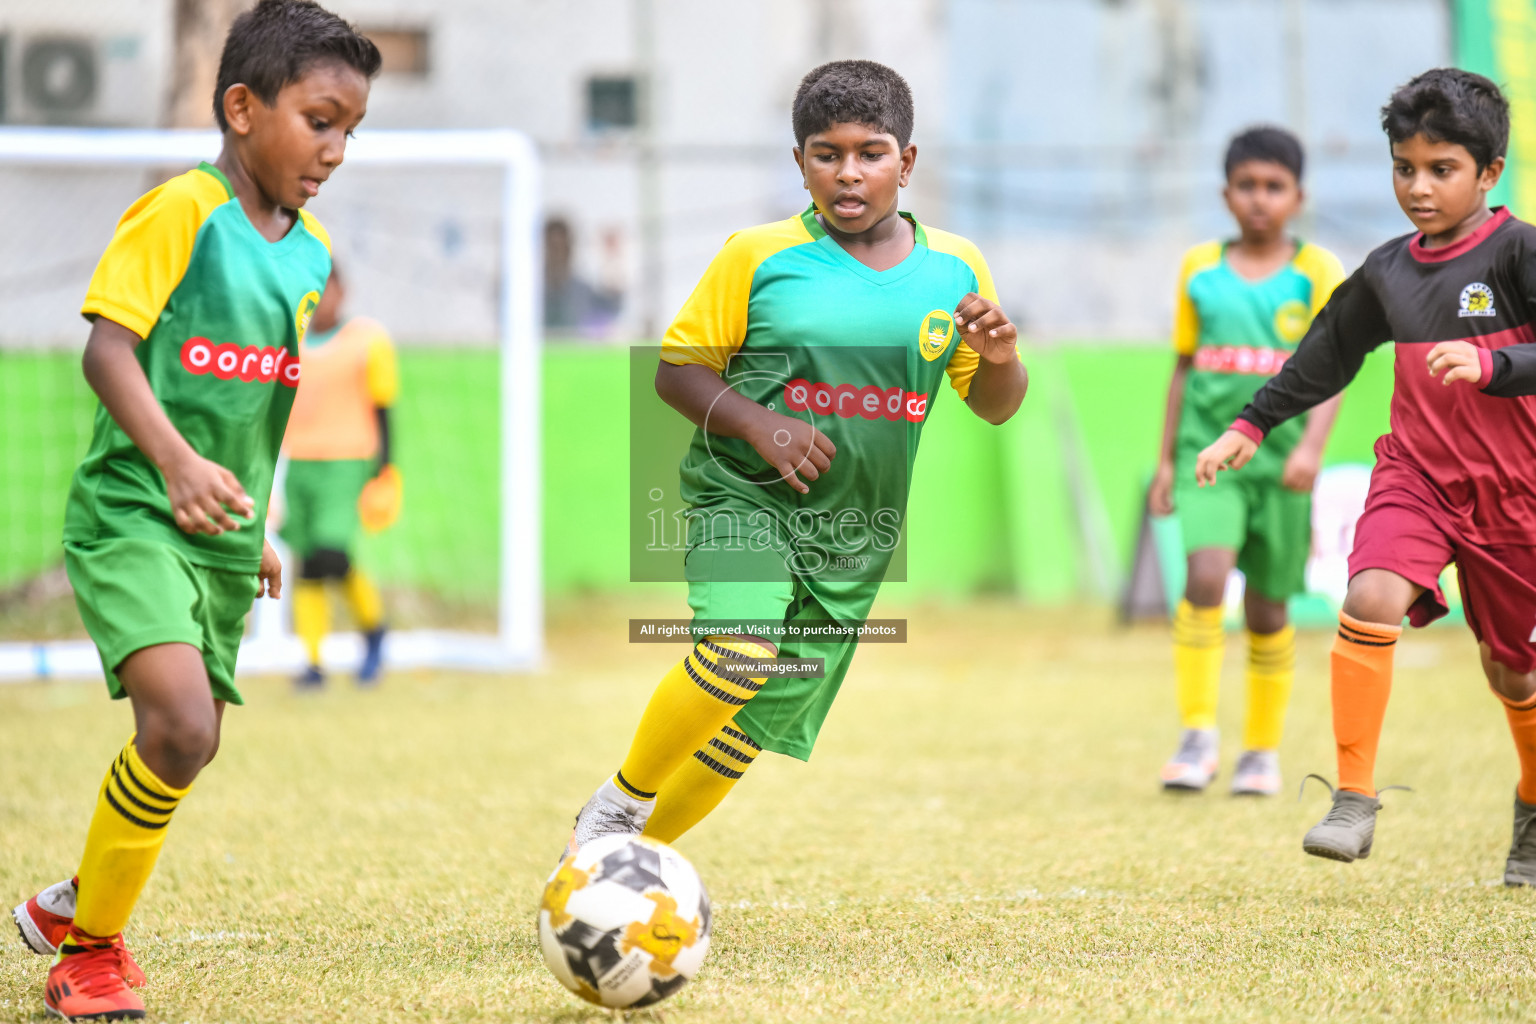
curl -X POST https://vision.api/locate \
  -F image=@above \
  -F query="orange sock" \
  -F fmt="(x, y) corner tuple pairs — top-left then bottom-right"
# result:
(1495, 689), (1536, 805)
(1332, 611), (1401, 797)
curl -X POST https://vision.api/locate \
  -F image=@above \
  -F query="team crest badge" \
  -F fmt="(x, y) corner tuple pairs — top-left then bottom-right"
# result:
(1273, 299), (1310, 344)
(1459, 282), (1496, 318)
(918, 309), (955, 362)
(295, 290), (321, 342)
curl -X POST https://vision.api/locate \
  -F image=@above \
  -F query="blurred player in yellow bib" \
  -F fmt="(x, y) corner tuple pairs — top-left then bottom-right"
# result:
(282, 263), (399, 687)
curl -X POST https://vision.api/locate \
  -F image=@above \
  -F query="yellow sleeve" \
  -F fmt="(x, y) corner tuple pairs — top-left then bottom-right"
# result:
(1294, 243), (1347, 317)
(924, 226), (1016, 401)
(1172, 241), (1223, 357)
(298, 209), (332, 254)
(361, 321), (398, 407)
(80, 169), (230, 339)
(660, 217), (812, 373)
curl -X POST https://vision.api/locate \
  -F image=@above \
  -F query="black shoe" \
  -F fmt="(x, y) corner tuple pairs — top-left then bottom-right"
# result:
(294, 664), (325, 691)
(357, 626), (386, 687)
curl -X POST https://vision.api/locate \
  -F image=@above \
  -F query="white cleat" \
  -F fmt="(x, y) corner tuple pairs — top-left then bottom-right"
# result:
(562, 777), (654, 861)
(1161, 727), (1219, 792)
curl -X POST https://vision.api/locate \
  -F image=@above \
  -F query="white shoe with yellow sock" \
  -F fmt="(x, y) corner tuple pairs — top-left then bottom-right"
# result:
(564, 777), (654, 860)
(1161, 727), (1219, 791)
(1230, 749), (1281, 796)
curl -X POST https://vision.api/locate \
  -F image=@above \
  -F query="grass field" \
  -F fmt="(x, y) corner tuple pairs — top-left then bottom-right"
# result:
(4, 600), (1536, 1023)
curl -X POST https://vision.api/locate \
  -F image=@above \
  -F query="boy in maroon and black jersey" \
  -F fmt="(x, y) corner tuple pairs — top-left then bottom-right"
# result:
(1198, 68), (1536, 882)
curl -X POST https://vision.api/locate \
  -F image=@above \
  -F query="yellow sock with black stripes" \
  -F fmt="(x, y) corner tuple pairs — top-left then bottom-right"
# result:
(644, 720), (762, 843)
(613, 637), (773, 800)
(63, 738), (191, 948)
(293, 580), (329, 666)
(342, 569), (384, 631)
(1244, 625), (1296, 750)
(1173, 600), (1225, 729)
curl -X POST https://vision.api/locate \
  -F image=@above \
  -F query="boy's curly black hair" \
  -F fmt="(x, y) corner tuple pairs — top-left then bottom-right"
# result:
(1381, 68), (1509, 172)
(214, 0), (381, 131)
(792, 60), (914, 149)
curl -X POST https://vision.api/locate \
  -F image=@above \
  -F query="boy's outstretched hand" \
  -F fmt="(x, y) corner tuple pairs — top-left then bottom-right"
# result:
(257, 539), (283, 599)
(746, 411), (836, 495)
(162, 449), (254, 535)
(1195, 429), (1258, 486)
(1427, 340), (1483, 386)
(953, 293), (1018, 364)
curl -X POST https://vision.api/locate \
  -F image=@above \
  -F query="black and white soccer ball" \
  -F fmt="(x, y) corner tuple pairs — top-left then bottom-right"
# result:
(538, 834), (712, 1008)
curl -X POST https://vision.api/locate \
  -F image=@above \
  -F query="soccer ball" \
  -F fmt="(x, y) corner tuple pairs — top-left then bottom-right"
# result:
(537, 834), (712, 1008)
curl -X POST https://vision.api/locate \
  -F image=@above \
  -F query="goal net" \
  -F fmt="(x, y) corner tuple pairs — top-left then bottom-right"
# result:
(0, 128), (543, 679)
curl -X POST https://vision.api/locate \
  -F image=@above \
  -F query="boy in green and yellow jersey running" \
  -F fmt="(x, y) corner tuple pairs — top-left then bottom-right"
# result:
(1148, 126), (1346, 797)
(8, 3), (378, 1019)
(560, 60), (1027, 860)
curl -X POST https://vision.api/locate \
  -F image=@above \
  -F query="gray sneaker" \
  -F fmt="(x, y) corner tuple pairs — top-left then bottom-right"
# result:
(1161, 727), (1219, 792)
(1504, 790), (1536, 887)
(562, 777), (653, 860)
(1300, 774), (1409, 862)
(1230, 749), (1281, 797)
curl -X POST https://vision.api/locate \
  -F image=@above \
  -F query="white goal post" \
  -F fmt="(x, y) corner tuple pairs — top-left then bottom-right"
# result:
(0, 127), (543, 679)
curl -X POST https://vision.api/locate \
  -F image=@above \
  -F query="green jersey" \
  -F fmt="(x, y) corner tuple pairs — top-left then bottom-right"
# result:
(1172, 239), (1345, 476)
(66, 162), (332, 572)
(662, 205), (1009, 620)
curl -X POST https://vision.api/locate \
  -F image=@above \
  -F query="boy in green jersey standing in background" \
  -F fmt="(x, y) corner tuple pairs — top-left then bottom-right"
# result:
(1149, 127), (1345, 796)
(9, 3), (377, 1018)
(563, 60), (1027, 854)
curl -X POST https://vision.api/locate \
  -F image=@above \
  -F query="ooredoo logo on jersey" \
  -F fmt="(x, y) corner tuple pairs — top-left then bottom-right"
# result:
(180, 336), (301, 387)
(783, 379), (930, 422)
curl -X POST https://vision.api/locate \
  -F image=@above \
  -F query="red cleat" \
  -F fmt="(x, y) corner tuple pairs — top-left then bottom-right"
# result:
(45, 940), (146, 1021)
(14, 881), (146, 989)
(14, 879), (76, 955)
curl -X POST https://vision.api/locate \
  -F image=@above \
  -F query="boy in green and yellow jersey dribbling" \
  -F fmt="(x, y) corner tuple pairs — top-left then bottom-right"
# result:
(563, 60), (1028, 855)
(8, 4), (378, 1019)
(1148, 126), (1346, 797)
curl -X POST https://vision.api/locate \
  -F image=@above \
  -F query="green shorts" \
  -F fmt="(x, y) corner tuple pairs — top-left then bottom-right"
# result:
(64, 538), (256, 705)
(684, 542), (866, 762)
(1173, 459), (1312, 601)
(280, 458), (373, 558)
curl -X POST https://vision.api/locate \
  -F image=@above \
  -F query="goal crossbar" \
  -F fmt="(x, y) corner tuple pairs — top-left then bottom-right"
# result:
(0, 127), (543, 679)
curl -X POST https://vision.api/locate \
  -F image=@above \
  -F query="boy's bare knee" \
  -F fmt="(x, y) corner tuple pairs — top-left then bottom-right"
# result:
(1243, 589), (1289, 634)
(1486, 659), (1536, 704)
(137, 707), (219, 780)
(1185, 550), (1235, 608)
(1184, 576), (1225, 608)
(1341, 570), (1416, 626)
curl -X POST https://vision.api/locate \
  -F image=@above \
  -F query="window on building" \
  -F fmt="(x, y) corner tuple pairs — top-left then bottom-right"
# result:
(587, 75), (638, 131)
(364, 28), (429, 76)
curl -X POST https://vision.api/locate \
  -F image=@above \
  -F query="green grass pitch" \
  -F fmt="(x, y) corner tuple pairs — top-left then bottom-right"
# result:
(4, 601), (1536, 1022)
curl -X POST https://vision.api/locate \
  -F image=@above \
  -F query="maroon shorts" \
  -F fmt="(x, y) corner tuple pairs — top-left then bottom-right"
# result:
(1350, 465), (1536, 673)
